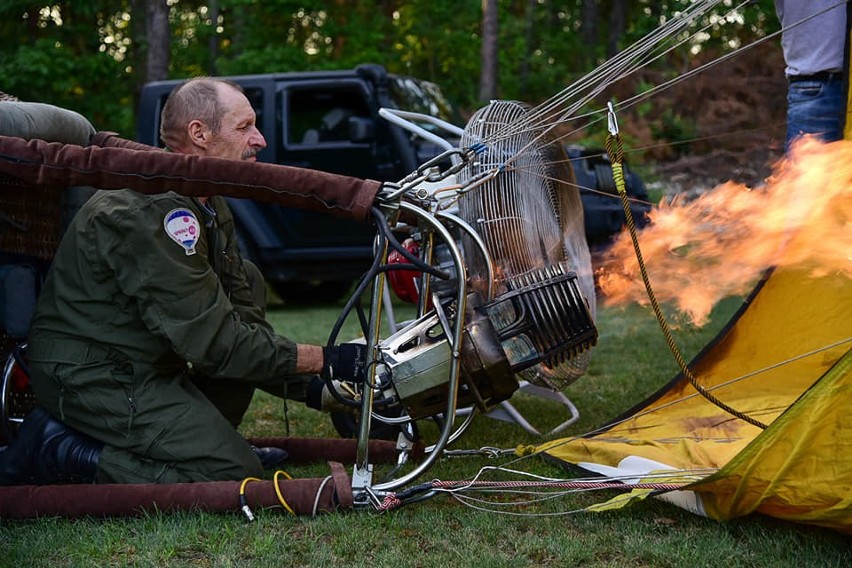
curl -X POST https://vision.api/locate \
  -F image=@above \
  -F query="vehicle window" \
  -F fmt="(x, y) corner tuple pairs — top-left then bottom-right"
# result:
(243, 87), (264, 125)
(153, 94), (169, 147)
(285, 86), (371, 146)
(389, 78), (459, 125)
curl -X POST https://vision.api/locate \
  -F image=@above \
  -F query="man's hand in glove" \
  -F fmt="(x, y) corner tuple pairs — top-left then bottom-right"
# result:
(321, 343), (368, 382)
(306, 343), (368, 413)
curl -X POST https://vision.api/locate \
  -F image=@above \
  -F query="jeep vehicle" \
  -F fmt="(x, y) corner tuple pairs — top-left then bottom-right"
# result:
(137, 64), (648, 301)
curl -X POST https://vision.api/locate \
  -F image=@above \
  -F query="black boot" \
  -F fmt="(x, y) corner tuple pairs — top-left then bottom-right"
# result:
(0, 406), (102, 485)
(251, 445), (288, 470)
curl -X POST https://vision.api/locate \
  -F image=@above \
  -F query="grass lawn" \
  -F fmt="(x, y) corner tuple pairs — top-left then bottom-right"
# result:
(1, 293), (850, 567)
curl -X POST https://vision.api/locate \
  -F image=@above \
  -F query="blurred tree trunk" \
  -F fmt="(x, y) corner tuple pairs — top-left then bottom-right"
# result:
(208, 0), (219, 75)
(145, 0), (170, 83)
(647, 0), (663, 21)
(607, 0), (626, 58)
(129, 0), (148, 119)
(226, 1), (245, 62)
(479, 0), (499, 101)
(331, 0), (349, 59)
(517, 0), (536, 92)
(580, 0), (598, 68)
(581, 0), (598, 45)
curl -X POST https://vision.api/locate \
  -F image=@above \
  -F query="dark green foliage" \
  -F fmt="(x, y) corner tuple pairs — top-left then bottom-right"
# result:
(0, 0), (779, 139)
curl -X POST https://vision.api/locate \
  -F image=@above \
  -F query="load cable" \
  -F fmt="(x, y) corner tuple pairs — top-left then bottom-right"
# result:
(375, 478), (689, 513)
(604, 103), (767, 430)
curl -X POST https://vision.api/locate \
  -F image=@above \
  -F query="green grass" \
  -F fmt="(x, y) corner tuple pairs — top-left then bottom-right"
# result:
(2, 295), (850, 567)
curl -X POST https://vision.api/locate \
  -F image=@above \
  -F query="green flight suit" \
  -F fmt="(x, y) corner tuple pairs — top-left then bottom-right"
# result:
(28, 189), (310, 483)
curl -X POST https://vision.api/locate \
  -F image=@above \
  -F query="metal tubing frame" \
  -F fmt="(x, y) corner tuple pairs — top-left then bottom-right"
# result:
(0, 343), (25, 444)
(373, 214), (491, 441)
(354, 200), (469, 495)
(352, 235), (388, 490)
(377, 108), (465, 154)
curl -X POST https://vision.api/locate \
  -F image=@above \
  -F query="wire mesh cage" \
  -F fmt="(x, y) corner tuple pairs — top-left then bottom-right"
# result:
(455, 100), (596, 389)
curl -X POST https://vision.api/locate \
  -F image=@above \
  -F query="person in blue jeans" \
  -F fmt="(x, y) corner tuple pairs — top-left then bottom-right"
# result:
(775, 1), (847, 152)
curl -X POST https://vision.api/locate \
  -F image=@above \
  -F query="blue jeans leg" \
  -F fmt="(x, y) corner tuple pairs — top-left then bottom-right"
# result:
(785, 77), (845, 152)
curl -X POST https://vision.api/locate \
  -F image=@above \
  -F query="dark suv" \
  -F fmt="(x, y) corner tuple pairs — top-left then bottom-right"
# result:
(137, 64), (648, 300)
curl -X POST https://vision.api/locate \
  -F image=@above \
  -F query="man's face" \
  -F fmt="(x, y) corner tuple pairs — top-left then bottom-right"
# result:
(207, 84), (267, 161)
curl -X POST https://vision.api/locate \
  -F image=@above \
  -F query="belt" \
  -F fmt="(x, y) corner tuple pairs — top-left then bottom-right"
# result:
(28, 334), (178, 370)
(27, 334), (116, 364)
(788, 71), (843, 83)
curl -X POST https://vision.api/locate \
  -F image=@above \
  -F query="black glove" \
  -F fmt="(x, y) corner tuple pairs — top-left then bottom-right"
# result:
(304, 344), (368, 414)
(322, 343), (368, 382)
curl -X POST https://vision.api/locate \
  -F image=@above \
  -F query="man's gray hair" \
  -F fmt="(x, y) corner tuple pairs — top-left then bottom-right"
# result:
(159, 77), (243, 150)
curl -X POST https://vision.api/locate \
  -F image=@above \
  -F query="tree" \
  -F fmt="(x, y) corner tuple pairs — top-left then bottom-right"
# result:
(479, 0), (499, 101)
(516, 0), (537, 90)
(581, 0), (600, 67)
(144, 0), (169, 83)
(0, 0), (782, 139)
(607, 0), (626, 58)
(0, 1), (136, 134)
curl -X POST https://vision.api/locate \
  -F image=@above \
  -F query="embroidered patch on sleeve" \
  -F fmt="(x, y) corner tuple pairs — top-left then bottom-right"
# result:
(163, 208), (200, 256)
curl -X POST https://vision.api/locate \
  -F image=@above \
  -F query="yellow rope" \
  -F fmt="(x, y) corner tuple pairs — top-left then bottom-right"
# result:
(604, 121), (767, 430)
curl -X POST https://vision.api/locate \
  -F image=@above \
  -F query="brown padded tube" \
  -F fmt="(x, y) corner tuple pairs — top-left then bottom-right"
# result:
(0, 133), (382, 223)
(91, 131), (165, 153)
(0, 439), (424, 518)
(0, 462), (353, 519)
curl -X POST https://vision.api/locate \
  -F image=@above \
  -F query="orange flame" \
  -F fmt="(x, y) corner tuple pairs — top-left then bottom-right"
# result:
(596, 137), (852, 326)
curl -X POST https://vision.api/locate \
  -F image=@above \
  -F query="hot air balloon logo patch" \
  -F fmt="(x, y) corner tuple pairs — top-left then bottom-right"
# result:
(164, 208), (200, 256)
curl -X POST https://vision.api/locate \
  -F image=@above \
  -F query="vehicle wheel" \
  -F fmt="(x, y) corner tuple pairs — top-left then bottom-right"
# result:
(1, 343), (34, 445)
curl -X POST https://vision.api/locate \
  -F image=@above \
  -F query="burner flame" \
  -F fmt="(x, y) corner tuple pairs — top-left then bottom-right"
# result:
(596, 137), (852, 326)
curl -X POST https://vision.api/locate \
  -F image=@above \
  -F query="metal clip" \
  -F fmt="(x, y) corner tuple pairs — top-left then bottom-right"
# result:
(388, 146), (478, 201)
(606, 101), (619, 136)
(480, 446), (502, 459)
